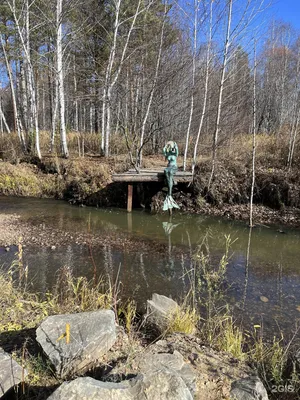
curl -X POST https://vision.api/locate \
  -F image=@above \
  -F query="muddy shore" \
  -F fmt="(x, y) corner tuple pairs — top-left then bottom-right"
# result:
(1, 156), (300, 251)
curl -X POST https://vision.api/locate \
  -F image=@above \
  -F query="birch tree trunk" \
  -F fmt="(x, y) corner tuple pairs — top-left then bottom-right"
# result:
(287, 48), (300, 170)
(103, 0), (146, 157)
(207, 0), (233, 190)
(0, 35), (26, 149)
(0, 97), (10, 134)
(7, 0), (41, 158)
(24, 0), (41, 158)
(250, 41), (257, 228)
(19, 61), (28, 131)
(50, 78), (59, 152)
(138, 1), (167, 168)
(73, 57), (79, 132)
(57, 0), (69, 158)
(192, 0), (213, 175)
(183, 0), (199, 171)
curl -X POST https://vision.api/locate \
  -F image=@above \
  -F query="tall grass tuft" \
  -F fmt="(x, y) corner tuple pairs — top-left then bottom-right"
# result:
(167, 305), (199, 335)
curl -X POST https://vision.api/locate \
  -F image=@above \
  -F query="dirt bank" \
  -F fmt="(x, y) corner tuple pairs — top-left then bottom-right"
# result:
(1, 156), (300, 228)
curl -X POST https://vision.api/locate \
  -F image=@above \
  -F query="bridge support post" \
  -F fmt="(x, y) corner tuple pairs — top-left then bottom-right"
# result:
(127, 184), (133, 212)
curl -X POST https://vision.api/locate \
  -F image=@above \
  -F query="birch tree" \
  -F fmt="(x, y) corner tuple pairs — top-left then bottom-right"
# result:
(183, 0), (199, 171)
(0, 35), (26, 148)
(249, 40), (257, 228)
(6, 0), (41, 159)
(207, 0), (233, 189)
(102, 0), (153, 157)
(192, 0), (214, 175)
(56, 0), (69, 158)
(137, 1), (167, 168)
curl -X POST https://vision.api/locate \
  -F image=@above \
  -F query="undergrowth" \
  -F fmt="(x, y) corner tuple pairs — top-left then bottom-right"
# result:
(1, 238), (300, 399)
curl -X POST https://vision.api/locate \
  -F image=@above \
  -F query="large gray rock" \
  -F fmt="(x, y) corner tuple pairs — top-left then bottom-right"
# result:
(146, 293), (178, 332)
(36, 310), (116, 378)
(47, 376), (142, 400)
(0, 348), (27, 396)
(48, 371), (193, 400)
(230, 376), (269, 400)
(142, 367), (193, 400)
(136, 349), (196, 395)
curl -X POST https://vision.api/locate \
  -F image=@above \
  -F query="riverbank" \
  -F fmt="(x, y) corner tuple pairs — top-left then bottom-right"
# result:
(0, 263), (299, 400)
(1, 151), (300, 228)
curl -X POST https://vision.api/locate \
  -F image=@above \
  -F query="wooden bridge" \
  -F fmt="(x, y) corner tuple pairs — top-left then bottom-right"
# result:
(112, 168), (193, 212)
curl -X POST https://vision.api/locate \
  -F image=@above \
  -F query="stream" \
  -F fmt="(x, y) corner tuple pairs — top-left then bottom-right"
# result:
(0, 196), (300, 340)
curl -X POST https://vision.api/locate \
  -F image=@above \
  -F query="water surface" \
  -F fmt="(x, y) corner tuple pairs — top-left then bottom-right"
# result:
(1, 196), (300, 339)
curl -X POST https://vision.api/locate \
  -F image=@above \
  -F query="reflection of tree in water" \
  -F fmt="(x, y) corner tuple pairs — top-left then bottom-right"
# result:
(241, 227), (287, 335)
(162, 220), (181, 279)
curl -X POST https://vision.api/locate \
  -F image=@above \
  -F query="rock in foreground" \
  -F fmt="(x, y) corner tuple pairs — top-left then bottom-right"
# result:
(36, 310), (116, 378)
(230, 376), (269, 400)
(0, 348), (27, 396)
(146, 293), (178, 332)
(48, 371), (193, 400)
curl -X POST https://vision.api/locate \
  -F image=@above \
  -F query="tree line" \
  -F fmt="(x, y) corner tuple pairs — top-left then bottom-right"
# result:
(0, 0), (299, 169)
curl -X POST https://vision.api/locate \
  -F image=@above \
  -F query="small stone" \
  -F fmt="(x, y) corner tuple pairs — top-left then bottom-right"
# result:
(51, 245), (56, 250)
(5, 247), (10, 252)
(260, 296), (269, 303)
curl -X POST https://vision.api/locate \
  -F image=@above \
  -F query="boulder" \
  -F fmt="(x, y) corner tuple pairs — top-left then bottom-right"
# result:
(47, 376), (142, 400)
(230, 376), (269, 400)
(48, 370), (193, 400)
(135, 349), (196, 395)
(36, 310), (116, 378)
(146, 293), (178, 332)
(142, 368), (193, 400)
(0, 348), (27, 396)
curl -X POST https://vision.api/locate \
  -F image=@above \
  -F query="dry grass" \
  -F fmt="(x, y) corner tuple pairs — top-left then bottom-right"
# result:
(167, 305), (199, 335)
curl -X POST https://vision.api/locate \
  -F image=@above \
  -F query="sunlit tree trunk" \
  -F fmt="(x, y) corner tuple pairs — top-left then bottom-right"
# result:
(207, 0), (233, 189)
(57, 0), (69, 158)
(0, 96), (10, 134)
(138, 1), (167, 168)
(250, 41), (257, 228)
(192, 0), (213, 175)
(0, 35), (26, 149)
(183, 0), (199, 171)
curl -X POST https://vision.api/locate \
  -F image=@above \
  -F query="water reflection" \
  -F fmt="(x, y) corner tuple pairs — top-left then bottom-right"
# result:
(1, 196), (300, 337)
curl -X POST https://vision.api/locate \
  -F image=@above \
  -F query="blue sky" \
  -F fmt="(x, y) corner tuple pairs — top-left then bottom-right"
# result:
(273, 0), (300, 30)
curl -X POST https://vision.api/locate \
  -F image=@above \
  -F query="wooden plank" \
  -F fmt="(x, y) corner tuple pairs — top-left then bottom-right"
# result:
(112, 174), (193, 183)
(112, 167), (193, 183)
(127, 184), (133, 212)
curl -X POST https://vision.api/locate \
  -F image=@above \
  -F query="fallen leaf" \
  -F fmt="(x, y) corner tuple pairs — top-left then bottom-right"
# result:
(260, 296), (269, 303)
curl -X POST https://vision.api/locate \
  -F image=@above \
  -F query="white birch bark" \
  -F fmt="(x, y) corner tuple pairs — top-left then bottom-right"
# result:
(90, 102), (93, 133)
(73, 57), (79, 132)
(101, 90), (105, 154)
(138, 1), (167, 168)
(0, 97), (10, 134)
(50, 78), (58, 152)
(103, 0), (149, 157)
(0, 35), (26, 149)
(250, 41), (257, 228)
(192, 0), (213, 175)
(287, 47), (300, 169)
(19, 61), (28, 131)
(207, 0), (233, 190)
(183, 0), (199, 171)
(57, 0), (69, 158)
(7, 0), (41, 159)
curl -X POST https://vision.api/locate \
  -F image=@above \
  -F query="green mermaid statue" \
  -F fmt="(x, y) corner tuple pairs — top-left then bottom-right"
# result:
(163, 141), (180, 211)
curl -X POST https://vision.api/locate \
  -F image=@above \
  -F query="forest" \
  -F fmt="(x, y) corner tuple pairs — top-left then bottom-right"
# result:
(0, 0), (299, 172)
